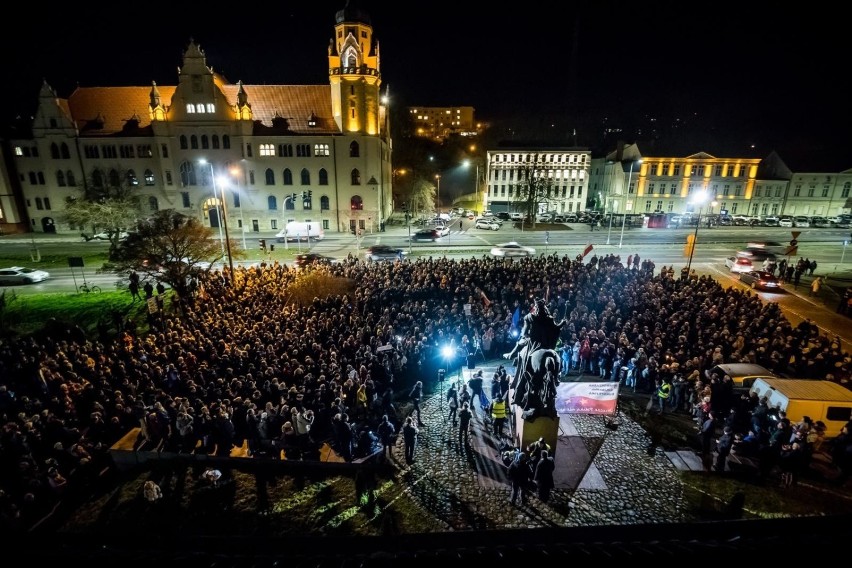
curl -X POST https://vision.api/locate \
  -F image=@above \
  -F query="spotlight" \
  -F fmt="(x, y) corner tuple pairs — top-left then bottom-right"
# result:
(510, 329), (520, 339)
(441, 345), (455, 358)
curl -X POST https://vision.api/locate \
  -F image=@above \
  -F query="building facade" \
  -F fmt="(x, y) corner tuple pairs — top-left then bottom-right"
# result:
(590, 145), (852, 219)
(5, 4), (391, 237)
(484, 148), (592, 215)
(408, 106), (479, 142)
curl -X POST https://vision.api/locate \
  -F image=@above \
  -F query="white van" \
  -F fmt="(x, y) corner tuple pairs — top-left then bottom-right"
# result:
(750, 378), (852, 438)
(275, 221), (325, 242)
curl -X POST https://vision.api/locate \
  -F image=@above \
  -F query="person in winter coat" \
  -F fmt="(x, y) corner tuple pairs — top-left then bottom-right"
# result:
(533, 449), (556, 502)
(508, 452), (533, 505)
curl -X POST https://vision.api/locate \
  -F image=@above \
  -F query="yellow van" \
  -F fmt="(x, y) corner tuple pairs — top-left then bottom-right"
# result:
(750, 378), (852, 438)
(707, 363), (777, 390)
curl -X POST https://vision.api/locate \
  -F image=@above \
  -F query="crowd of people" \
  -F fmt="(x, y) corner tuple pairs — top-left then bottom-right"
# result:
(1, 250), (850, 531)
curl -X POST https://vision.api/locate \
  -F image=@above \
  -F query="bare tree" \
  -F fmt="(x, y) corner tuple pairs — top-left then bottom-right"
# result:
(513, 153), (551, 228)
(106, 210), (227, 298)
(61, 167), (142, 250)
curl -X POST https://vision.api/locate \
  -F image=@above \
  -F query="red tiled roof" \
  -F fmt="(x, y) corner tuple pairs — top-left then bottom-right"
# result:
(65, 83), (338, 135)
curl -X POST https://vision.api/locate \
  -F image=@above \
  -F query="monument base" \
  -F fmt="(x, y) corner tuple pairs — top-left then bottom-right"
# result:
(512, 410), (559, 457)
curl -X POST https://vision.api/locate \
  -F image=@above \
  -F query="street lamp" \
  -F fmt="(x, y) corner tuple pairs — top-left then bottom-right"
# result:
(463, 159), (482, 213)
(685, 190), (710, 274)
(199, 159), (234, 277)
(226, 167), (247, 251)
(435, 174), (441, 209)
(618, 159), (642, 248)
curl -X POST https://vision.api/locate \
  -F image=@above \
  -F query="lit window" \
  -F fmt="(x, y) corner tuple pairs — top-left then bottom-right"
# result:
(196, 103), (204, 113)
(259, 144), (275, 157)
(186, 104), (196, 114)
(206, 103), (215, 113)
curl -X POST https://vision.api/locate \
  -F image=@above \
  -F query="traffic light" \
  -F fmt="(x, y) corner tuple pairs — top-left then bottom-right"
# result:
(307, 190), (312, 199)
(259, 238), (266, 251)
(291, 193), (297, 202)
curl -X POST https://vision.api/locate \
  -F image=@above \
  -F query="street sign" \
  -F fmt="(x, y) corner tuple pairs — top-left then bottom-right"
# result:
(68, 257), (84, 267)
(791, 231), (801, 240)
(464, 303), (472, 316)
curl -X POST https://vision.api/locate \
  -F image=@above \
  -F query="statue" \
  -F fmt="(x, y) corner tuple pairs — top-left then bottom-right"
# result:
(504, 298), (565, 420)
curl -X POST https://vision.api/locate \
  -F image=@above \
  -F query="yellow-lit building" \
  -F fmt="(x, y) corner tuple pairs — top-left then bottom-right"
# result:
(4, 4), (391, 236)
(589, 144), (852, 219)
(408, 106), (479, 142)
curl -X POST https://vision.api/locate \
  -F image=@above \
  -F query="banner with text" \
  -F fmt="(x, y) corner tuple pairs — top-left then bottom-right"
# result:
(556, 382), (620, 416)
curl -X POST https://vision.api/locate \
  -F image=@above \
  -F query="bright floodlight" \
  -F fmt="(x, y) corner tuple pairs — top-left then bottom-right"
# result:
(441, 345), (455, 358)
(691, 190), (709, 206)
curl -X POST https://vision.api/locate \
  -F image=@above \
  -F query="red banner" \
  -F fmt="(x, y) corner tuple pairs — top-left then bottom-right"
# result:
(582, 244), (594, 257)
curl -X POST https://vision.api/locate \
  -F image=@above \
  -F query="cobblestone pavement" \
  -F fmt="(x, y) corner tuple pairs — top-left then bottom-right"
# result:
(387, 359), (689, 530)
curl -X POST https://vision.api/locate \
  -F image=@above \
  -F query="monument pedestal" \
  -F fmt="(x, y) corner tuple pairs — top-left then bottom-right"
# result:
(512, 409), (559, 456)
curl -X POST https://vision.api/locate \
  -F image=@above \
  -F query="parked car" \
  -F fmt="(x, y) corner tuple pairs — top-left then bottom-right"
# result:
(762, 216), (781, 226)
(706, 362), (777, 391)
(739, 270), (781, 291)
(778, 216), (794, 227)
(294, 253), (336, 268)
(725, 256), (753, 273)
(365, 245), (405, 262)
(811, 216), (831, 228)
(411, 228), (440, 241)
(474, 218), (500, 231)
(434, 224), (450, 237)
(490, 242), (535, 258)
(92, 230), (130, 241)
(495, 212), (512, 221)
(793, 216), (810, 228)
(0, 266), (50, 285)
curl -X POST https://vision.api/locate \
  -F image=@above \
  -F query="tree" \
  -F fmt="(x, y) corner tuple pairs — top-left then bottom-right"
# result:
(403, 175), (437, 219)
(514, 154), (551, 227)
(106, 210), (226, 298)
(61, 167), (142, 250)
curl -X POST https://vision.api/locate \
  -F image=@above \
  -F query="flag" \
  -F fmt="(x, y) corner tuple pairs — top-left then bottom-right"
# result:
(512, 306), (520, 330)
(582, 244), (594, 257)
(480, 290), (492, 308)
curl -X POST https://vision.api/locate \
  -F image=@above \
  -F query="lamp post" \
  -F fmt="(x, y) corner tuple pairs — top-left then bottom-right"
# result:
(685, 190), (709, 274)
(200, 159), (234, 276)
(435, 174), (441, 210)
(618, 159), (642, 249)
(227, 167), (247, 250)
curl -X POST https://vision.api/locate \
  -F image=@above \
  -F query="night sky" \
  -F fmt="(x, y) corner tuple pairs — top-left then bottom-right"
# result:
(3, 1), (848, 170)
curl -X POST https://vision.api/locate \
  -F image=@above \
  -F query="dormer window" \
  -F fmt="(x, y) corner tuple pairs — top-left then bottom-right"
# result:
(308, 112), (318, 127)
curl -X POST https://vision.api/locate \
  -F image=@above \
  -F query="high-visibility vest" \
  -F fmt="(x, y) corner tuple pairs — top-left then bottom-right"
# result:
(658, 383), (671, 399)
(491, 399), (507, 420)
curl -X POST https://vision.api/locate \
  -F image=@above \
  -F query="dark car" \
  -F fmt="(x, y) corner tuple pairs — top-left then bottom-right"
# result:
(365, 245), (405, 262)
(495, 211), (512, 221)
(294, 253), (335, 268)
(738, 270), (781, 291)
(411, 228), (440, 241)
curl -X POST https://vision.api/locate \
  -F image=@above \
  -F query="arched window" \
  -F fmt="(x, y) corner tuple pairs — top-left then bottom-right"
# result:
(144, 169), (155, 186)
(300, 168), (311, 185)
(222, 135), (231, 149)
(212, 135), (220, 149)
(201, 135), (209, 149)
(50, 143), (60, 159)
(179, 162), (197, 187)
(56, 171), (66, 186)
(126, 170), (138, 186)
(180, 135), (188, 149)
(285, 196), (295, 210)
(349, 141), (360, 157)
(148, 196), (159, 211)
(265, 168), (275, 185)
(351, 169), (361, 185)
(61, 143), (70, 159)
(66, 170), (76, 186)
(109, 169), (121, 187)
(318, 168), (329, 185)
(268, 195), (277, 210)
(190, 135), (199, 149)
(320, 195), (330, 211)
(350, 195), (364, 210)
(283, 169), (293, 185)
(347, 53), (357, 68)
